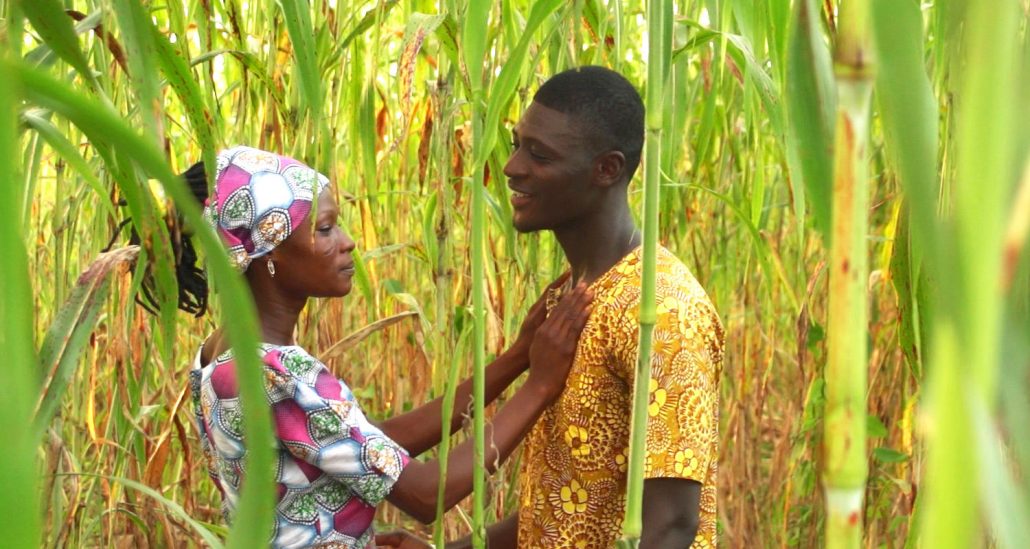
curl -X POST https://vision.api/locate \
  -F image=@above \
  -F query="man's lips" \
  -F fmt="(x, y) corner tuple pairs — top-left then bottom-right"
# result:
(509, 187), (532, 207)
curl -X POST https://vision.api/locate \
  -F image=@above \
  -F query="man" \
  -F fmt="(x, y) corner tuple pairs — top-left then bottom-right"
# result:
(379, 66), (722, 548)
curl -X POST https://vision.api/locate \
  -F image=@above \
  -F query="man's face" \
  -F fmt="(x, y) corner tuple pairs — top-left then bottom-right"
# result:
(503, 102), (602, 233)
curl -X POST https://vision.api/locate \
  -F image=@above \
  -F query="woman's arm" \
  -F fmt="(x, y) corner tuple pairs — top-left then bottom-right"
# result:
(384, 283), (590, 523)
(377, 274), (568, 457)
(386, 376), (554, 523)
(377, 345), (528, 458)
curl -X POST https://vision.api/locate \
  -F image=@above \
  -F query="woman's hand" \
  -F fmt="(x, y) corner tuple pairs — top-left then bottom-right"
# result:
(526, 282), (593, 400)
(510, 272), (571, 358)
(376, 530), (434, 549)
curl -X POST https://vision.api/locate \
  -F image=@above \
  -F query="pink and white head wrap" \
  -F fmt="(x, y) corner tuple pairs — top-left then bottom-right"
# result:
(203, 146), (330, 272)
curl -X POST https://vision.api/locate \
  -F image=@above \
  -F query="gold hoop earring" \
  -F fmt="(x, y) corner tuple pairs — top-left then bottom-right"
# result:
(267, 259), (276, 278)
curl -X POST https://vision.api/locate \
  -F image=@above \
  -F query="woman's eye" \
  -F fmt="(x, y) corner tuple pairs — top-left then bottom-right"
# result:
(317, 226), (332, 234)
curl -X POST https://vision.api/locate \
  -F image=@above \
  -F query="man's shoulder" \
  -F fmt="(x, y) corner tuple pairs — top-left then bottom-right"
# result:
(592, 246), (719, 328)
(654, 246), (714, 304)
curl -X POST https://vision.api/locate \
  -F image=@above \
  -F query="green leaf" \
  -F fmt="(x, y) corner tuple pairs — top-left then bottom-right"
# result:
(278, 0), (322, 115)
(972, 393), (1030, 548)
(21, 110), (118, 220)
(873, 0), (940, 278)
(331, 0), (400, 59)
(462, 0), (491, 90)
(0, 23), (42, 549)
(19, 0), (96, 85)
(866, 414), (888, 438)
(9, 58), (275, 549)
(34, 246), (140, 441)
(474, 0), (566, 167)
(23, 9), (103, 70)
(108, 0), (178, 364)
(872, 447), (909, 463)
(889, 202), (927, 378)
(77, 474), (223, 548)
(351, 249), (375, 306)
(785, 0), (834, 241)
(147, 17), (218, 189)
(433, 15), (462, 80)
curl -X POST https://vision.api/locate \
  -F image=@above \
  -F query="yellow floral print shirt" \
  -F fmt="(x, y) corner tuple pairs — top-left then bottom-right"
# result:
(517, 245), (723, 548)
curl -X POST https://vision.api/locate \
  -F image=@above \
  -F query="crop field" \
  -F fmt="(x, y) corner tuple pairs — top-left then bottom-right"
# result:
(0, 0), (1027, 547)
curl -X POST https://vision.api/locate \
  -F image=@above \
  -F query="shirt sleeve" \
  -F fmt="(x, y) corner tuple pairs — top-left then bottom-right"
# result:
(614, 291), (723, 483)
(261, 347), (411, 506)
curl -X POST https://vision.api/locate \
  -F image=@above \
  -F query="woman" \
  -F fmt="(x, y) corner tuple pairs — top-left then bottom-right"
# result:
(185, 146), (591, 548)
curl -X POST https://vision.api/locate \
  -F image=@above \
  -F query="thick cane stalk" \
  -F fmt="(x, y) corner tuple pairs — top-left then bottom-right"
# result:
(823, 1), (873, 547)
(619, 1), (671, 547)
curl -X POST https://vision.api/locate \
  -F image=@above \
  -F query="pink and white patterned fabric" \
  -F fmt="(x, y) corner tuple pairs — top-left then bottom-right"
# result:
(204, 146), (330, 272)
(190, 344), (411, 548)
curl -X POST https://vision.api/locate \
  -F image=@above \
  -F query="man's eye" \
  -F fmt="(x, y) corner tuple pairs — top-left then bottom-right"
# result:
(317, 226), (332, 233)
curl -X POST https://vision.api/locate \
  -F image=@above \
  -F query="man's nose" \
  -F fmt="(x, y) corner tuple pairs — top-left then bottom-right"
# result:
(503, 150), (522, 179)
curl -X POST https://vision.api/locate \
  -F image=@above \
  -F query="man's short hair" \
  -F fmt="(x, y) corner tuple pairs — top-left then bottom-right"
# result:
(533, 66), (645, 182)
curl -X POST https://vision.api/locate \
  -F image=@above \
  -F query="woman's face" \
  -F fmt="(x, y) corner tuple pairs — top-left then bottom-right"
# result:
(266, 191), (356, 298)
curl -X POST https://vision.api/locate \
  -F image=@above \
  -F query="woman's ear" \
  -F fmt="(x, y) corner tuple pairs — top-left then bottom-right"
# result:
(595, 150), (627, 188)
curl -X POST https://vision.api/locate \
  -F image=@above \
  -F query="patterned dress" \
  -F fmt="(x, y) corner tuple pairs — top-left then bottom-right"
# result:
(190, 344), (410, 548)
(517, 246), (724, 548)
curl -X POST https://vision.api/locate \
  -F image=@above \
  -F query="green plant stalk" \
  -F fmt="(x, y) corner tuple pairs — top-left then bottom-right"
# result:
(434, 328), (471, 548)
(620, 1), (670, 547)
(430, 55), (458, 548)
(0, 12), (42, 548)
(469, 112), (487, 548)
(462, 0), (491, 544)
(823, 1), (873, 547)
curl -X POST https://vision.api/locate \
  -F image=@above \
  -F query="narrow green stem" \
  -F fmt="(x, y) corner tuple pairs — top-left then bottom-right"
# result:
(470, 103), (487, 549)
(621, 0), (669, 546)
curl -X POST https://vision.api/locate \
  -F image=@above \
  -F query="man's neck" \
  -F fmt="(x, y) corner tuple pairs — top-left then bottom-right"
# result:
(553, 199), (640, 286)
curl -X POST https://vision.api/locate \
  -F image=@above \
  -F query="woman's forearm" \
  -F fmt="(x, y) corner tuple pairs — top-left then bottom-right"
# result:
(378, 346), (529, 457)
(385, 379), (552, 523)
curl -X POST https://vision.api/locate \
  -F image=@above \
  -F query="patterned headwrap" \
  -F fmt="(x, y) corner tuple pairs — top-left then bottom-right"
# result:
(204, 146), (330, 272)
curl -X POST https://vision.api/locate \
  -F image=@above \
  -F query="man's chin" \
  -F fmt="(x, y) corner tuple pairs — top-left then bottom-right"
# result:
(512, 216), (542, 234)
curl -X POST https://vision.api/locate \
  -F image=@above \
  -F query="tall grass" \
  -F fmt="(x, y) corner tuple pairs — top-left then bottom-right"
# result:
(3, 0), (1027, 547)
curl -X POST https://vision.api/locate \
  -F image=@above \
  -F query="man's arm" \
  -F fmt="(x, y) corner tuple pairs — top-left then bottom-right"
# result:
(639, 478), (701, 548)
(375, 515), (518, 549)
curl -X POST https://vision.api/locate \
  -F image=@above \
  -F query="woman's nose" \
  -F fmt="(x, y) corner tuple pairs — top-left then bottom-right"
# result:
(340, 231), (356, 254)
